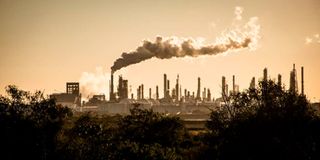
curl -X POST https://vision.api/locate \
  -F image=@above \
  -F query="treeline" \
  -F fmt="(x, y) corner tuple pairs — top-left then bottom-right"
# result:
(1, 80), (320, 160)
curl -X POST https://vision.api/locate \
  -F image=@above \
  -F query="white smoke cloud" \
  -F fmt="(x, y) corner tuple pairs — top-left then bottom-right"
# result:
(305, 33), (320, 44)
(111, 6), (261, 73)
(235, 6), (244, 20)
(79, 67), (110, 101)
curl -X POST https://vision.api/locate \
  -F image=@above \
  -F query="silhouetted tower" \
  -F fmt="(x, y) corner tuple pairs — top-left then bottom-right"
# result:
(232, 75), (235, 95)
(179, 85), (182, 101)
(203, 88), (207, 101)
(249, 77), (255, 89)
(289, 64), (298, 93)
(156, 85), (159, 100)
(137, 86), (141, 100)
(117, 76), (128, 100)
(172, 88), (176, 99)
(207, 89), (211, 101)
(262, 68), (268, 96)
(167, 80), (170, 98)
(117, 76), (123, 99)
(196, 77), (201, 100)
(277, 74), (282, 87)
(263, 68), (268, 81)
(222, 76), (226, 97)
(123, 80), (128, 99)
(109, 74), (116, 101)
(164, 74), (167, 98)
(301, 66), (304, 95)
(184, 89), (187, 99)
(149, 88), (152, 99)
(175, 75), (179, 101)
(141, 84), (144, 99)
(226, 84), (229, 97)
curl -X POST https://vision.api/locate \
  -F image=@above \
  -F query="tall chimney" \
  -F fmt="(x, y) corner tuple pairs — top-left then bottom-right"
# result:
(222, 76), (226, 97)
(149, 88), (152, 99)
(263, 68), (268, 81)
(301, 66), (304, 95)
(250, 77), (255, 89)
(290, 63), (298, 93)
(232, 75), (235, 95)
(196, 77), (201, 100)
(167, 80), (170, 98)
(156, 85), (159, 100)
(207, 89), (211, 101)
(179, 85), (182, 100)
(109, 73), (114, 101)
(226, 84), (229, 97)
(175, 75), (179, 101)
(164, 74), (167, 98)
(137, 86), (141, 100)
(141, 84), (144, 99)
(278, 74), (282, 87)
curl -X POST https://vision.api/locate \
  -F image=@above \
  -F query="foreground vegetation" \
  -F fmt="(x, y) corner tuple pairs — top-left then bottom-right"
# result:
(1, 80), (320, 160)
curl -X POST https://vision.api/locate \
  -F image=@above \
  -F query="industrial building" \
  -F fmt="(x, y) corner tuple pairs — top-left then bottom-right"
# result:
(75, 63), (308, 115)
(50, 82), (81, 108)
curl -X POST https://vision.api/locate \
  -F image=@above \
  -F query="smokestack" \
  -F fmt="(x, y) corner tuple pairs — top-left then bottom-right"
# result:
(278, 74), (282, 87)
(226, 84), (229, 97)
(290, 63), (298, 93)
(232, 75), (235, 95)
(142, 84), (144, 99)
(167, 80), (170, 98)
(164, 74), (167, 98)
(109, 73), (115, 101)
(196, 77), (201, 100)
(179, 85), (182, 100)
(123, 80), (128, 99)
(222, 76), (226, 97)
(156, 85), (159, 100)
(301, 66), (304, 95)
(149, 88), (151, 99)
(263, 68), (268, 81)
(249, 77), (255, 89)
(175, 75), (179, 101)
(207, 89), (211, 101)
(137, 86), (140, 100)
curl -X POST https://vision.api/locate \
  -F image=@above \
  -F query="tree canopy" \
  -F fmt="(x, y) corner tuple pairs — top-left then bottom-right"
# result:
(205, 80), (320, 160)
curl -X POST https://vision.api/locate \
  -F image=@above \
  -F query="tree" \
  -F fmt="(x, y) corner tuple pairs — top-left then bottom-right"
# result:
(205, 80), (320, 160)
(0, 85), (72, 160)
(111, 104), (188, 160)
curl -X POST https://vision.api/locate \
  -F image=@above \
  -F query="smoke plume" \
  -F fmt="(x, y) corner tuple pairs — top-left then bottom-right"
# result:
(79, 67), (110, 101)
(111, 7), (260, 73)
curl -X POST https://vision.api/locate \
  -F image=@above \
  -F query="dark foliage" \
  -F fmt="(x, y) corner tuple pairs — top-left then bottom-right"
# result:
(204, 80), (320, 160)
(0, 85), (72, 160)
(57, 105), (189, 160)
(1, 82), (320, 160)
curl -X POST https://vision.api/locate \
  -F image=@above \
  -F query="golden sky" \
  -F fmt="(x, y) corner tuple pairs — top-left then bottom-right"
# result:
(1, 0), (320, 101)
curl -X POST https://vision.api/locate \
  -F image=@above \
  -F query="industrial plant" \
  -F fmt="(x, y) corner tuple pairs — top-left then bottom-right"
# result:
(50, 64), (307, 117)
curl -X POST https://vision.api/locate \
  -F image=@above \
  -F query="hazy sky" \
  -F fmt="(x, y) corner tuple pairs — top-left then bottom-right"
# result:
(1, 0), (320, 101)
